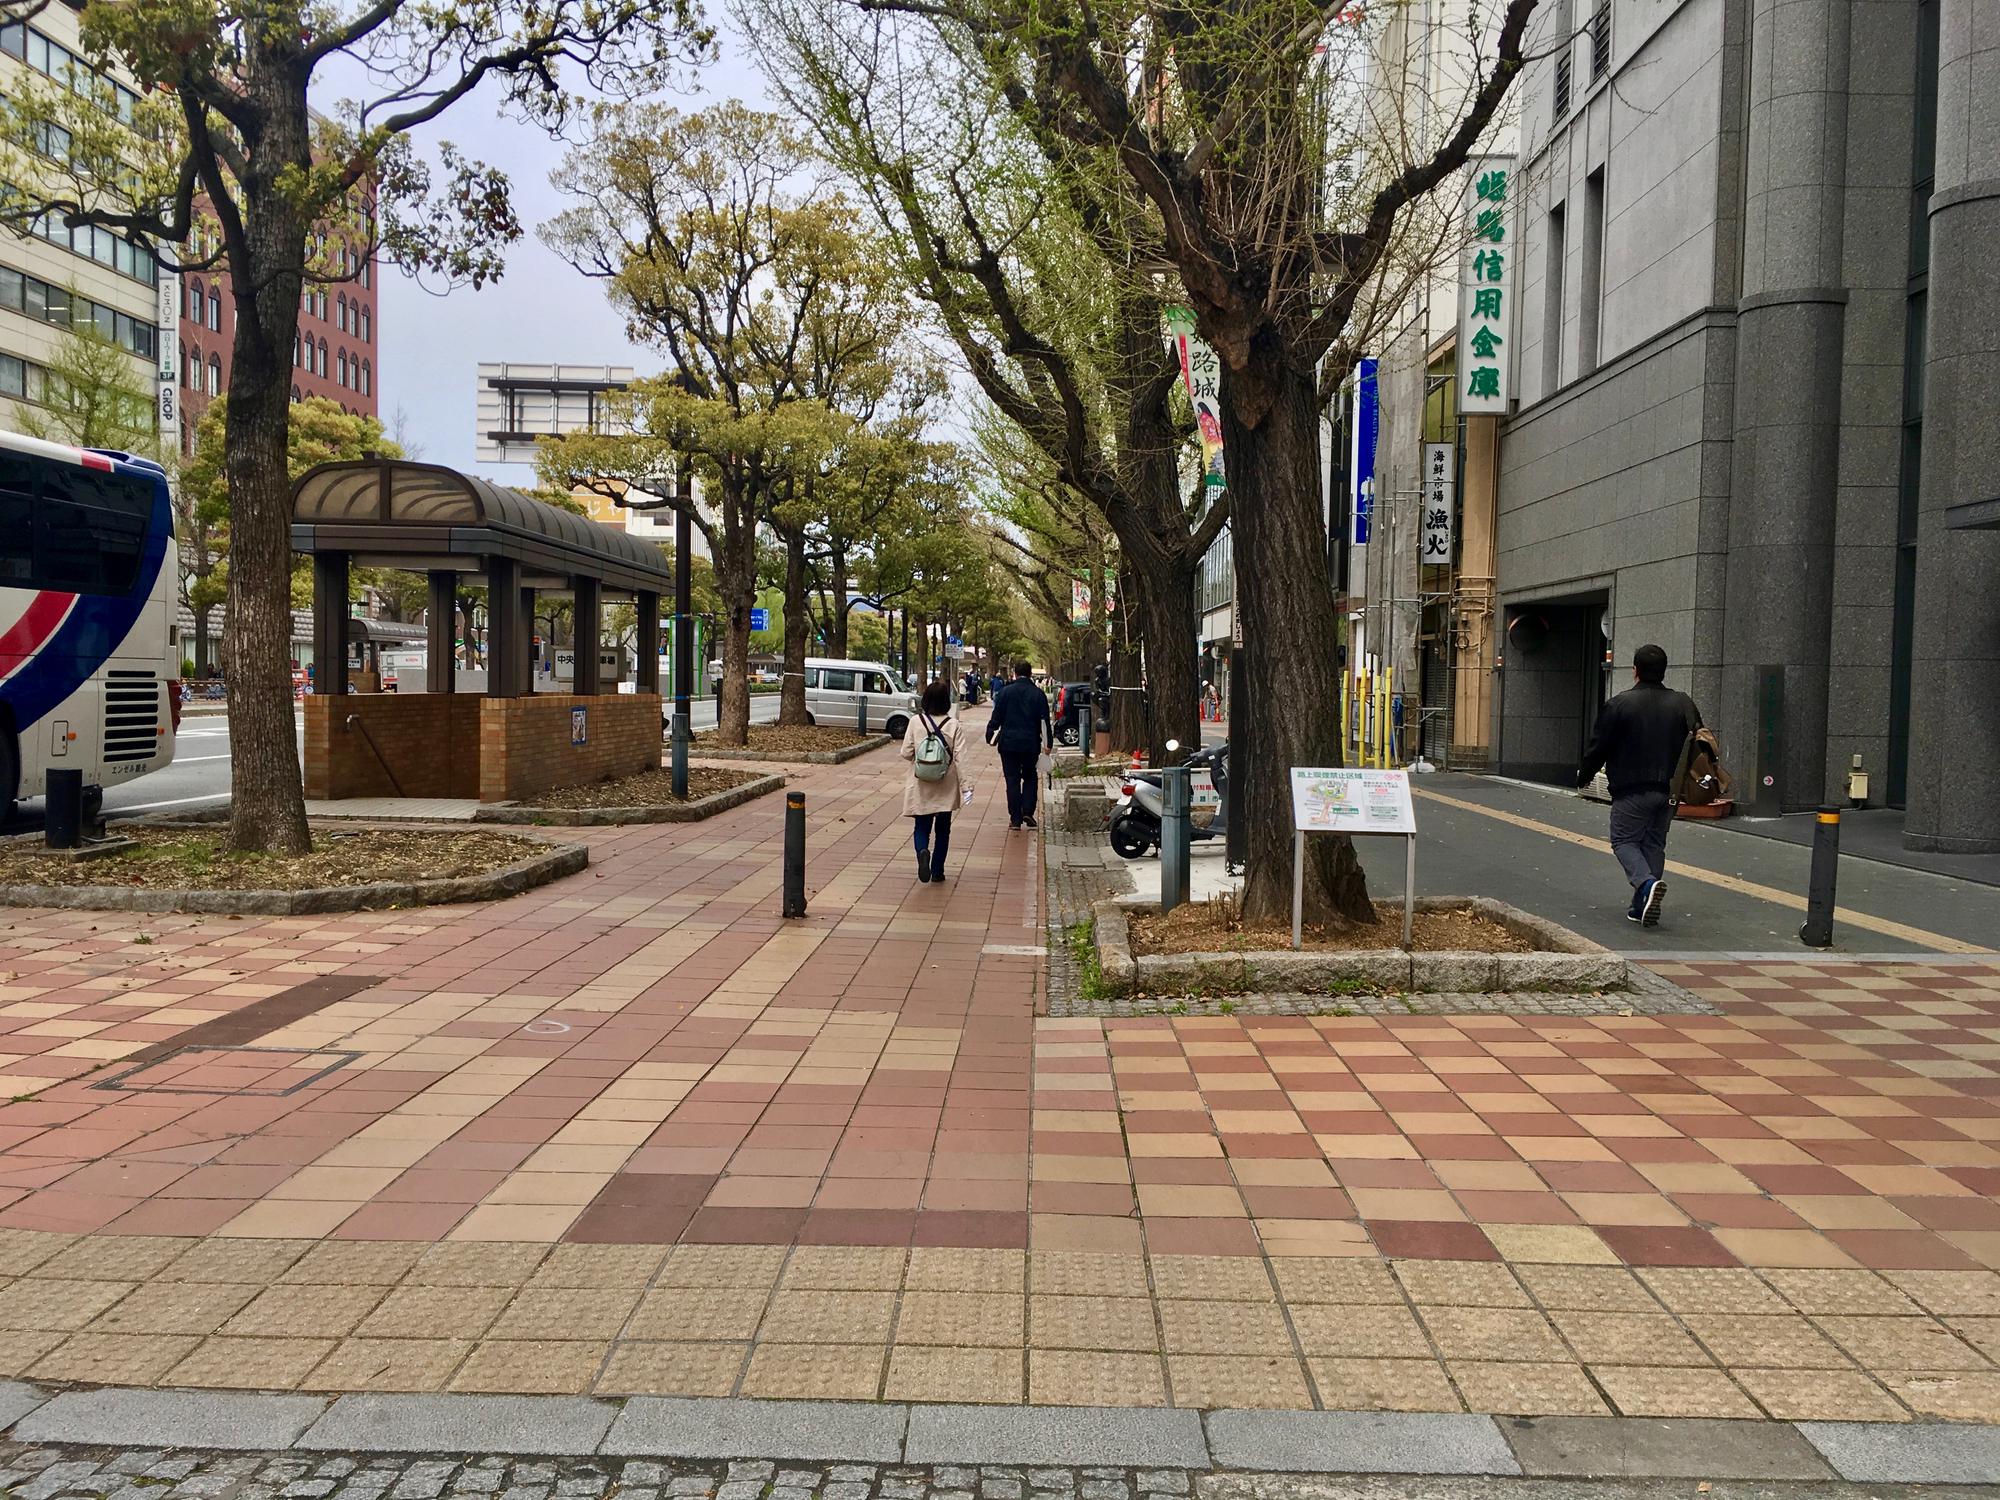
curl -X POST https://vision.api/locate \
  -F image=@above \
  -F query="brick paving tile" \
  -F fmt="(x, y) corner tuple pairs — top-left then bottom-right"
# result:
(0, 745), (1996, 1416)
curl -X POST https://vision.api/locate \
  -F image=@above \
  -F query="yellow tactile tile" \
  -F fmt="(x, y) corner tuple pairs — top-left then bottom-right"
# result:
(1168, 1354), (1312, 1410)
(1448, 1359), (1609, 1416)
(1308, 1357), (1462, 1412)
(626, 1287), (769, 1343)
(488, 1287), (641, 1343)
(32, 1332), (199, 1385)
(885, 1345), (1023, 1403)
(451, 1340), (609, 1394)
(0, 1279), (135, 1332)
(1159, 1300), (1291, 1356)
(1149, 1255), (1277, 1302)
(87, 1281), (260, 1337)
(223, 1284), (387, 1339)
(37, 1237), (187, 1282)
(781, 1246), (906, 1291)
(307, 1337), (473, 1392)
(739, 1342), (883, 1400)
(1271, 1258), (1401, 1304)
(597, 1341), (748, 1397)
(1029, 1251), (1150, 1298)
(1028, 1349), (1168, 1407)
(1029, 1296), (1159, 1352)
(166, 1336), (335, 1390)
(658, 1244), (787, 1288)
(407, 1242), (549, 1287)
(1549, 1310), (1714, 1367)
(894, 1292), (1024, 1348)
(904, 1247), (1025, 1293)
(525, 1244), (669, 1290)
(1395, 1260), (1530, 1307)
(1592, 1363), (1759, 1418)
(1734, 1366), (1908, 1421)
(759, 1290), (897, 1346)
(1289, 1302), (1428, 1358)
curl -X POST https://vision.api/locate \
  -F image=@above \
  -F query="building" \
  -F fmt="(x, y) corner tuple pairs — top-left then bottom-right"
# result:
(0, 4), (164, 443)
(177, 187), (380, 455)
(1493, 0), (1997, 852)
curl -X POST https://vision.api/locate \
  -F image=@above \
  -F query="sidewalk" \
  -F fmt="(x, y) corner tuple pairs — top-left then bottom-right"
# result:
(0, 736), (1994, 1427)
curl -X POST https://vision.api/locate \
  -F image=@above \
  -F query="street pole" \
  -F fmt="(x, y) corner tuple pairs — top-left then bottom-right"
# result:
(671, 458), (694, 799)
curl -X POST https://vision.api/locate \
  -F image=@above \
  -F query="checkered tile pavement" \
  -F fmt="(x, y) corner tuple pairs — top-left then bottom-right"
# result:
(0, 738), (1996, 1415)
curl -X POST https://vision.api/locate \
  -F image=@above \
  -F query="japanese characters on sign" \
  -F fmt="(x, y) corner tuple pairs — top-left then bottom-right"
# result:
(1422, 443), (1454, 565)
(1165, 306), (1227, 492)
(156, 268), (179, 448)
(1351, 357), (1379, 546)
(1458, 158), (1515, 414)
(1289, 767), (1417, 836)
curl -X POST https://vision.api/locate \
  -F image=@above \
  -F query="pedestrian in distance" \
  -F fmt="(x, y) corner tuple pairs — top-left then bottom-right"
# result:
(986, 659), (1053, 829)
(902, 679), (964, 884)
(1577, 643), (1703, 927)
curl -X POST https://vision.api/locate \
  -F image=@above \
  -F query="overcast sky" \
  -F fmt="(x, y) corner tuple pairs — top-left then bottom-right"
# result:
(366, 21), (775, 483)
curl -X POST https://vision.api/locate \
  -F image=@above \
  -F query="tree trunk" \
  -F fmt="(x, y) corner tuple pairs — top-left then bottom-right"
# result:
(222, 162), (311, 855)
(777, 524), (810, 725)
(1108, 581), (1145, 752)
(1132, 564), (1202, 764)
(712, 480), (757, 746)
(1224, 351), (1372, 926)
(830, 543), (850, 656)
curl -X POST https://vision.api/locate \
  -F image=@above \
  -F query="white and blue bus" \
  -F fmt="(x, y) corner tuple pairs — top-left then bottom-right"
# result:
(0, 430), (180, 821)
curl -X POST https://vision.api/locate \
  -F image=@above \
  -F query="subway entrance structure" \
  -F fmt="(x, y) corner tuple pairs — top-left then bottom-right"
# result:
(292, 458), (668, 804)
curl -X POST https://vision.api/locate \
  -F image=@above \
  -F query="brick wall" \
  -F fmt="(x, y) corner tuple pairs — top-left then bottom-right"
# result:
(303, 693), (482, 800)
(479, 693), (661, 803)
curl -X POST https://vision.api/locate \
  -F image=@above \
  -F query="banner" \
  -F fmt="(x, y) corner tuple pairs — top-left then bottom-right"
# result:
(1165, 306), (1226, 492)
(155, 267), (179, 450)
(1351, 357), (1379, 546)
(1421, 442), (1454, 564)
(1458, 158), (1516, 414)
(1071, 578), (1092, 627)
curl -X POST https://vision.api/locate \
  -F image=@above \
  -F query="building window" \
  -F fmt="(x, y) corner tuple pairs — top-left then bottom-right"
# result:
(360, 360), (370, 397)
(208, 354), (221, 394)
(318, 338), (328, 375)
(360, 260), (370, 289)
(1553, 0), (1575, 117)
(337, 350), (348, 387)
(337, 293), (347, 332)
(208, 291), (220, 331)
(293, 333), (301, 367)
(187, 277), (201, 318)
(1578, 167), (1606, 376)
(0, 262), (158, 359)
(1590, 0), (1611, 81)
(188, 343), (202, 393)
(1543, 201), (1567, 392)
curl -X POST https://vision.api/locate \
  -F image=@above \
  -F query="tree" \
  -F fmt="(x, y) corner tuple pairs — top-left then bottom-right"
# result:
(0, 0), (709, 853)
(178, 395), (401, 673)
(16, 319), (160, 456)
(539, 101), (905, 742)
(770, 0), (1537, 923)
(748, 0), (1229, 762)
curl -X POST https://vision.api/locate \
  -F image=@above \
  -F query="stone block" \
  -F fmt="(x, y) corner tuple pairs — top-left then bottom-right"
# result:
(1410, 953), (1501, 992)
(603, 1398), (906, 1462)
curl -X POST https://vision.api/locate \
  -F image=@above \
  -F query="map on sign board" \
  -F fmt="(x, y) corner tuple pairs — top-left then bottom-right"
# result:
(1289, 768), (1417, 835)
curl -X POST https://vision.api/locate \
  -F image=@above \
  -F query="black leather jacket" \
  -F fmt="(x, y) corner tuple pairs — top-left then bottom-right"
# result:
(1578, 681), (1702, 797)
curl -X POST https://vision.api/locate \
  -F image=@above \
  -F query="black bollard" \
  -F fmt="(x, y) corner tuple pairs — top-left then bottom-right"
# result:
(856, 692), (867, 733)
(1799, 805), (1840, 948)
(44, 768), (83, 850)
(782, 790), (808, 918)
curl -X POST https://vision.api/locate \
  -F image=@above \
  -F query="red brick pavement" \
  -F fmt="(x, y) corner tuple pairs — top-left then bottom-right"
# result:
(0, 740), (1996, 1275)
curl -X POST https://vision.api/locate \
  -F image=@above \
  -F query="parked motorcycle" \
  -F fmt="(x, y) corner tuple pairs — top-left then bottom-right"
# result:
(1108, 739), (1228, 859)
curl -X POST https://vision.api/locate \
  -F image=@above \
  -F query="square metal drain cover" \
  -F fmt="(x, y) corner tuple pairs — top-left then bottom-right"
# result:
(92, 1045), (361, 1096)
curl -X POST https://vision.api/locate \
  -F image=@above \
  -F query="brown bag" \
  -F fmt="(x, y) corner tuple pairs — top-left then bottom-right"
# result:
(1678, 727), (1730, 806)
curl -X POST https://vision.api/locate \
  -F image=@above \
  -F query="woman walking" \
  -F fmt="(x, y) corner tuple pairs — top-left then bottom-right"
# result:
(901, 679), (964, 883)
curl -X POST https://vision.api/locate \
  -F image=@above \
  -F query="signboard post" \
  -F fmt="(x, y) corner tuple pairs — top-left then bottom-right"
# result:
(1350, 358), (1380, 547)
(1288, 767), (1418, 950)
(1422, 443), (1454, 565)
(749, 607), (769, 632)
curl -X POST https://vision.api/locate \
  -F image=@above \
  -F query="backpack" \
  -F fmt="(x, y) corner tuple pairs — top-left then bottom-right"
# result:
(913, 713), (953, 782)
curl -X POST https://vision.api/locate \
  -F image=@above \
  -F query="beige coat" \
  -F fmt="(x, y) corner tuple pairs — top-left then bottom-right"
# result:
(900, 711), (965, 817)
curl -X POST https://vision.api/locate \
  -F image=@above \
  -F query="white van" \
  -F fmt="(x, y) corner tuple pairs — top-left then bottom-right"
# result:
(803, 658), (918, 737)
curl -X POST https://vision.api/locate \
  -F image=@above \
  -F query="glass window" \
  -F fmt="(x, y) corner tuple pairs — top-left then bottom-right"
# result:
(0, 24), (23, 58)
(337, 351), (347, 387)
(0, 266), (20, 311)
(208, 354), (220, 394)
(360, 360), (370, 396)
(821, 668), (857, 692)
(860, 672), (888, 694)
(359, 308), (370, 343)
(0, 354), (25, 401)
(208, 291), (220, 330)
(337, 293), (346, 331)
(0, 450), (31, 583)
(36, 463), (152, 595)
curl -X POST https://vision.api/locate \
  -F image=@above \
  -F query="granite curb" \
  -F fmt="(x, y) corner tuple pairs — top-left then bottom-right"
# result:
(690, 735), (892, 765)
(0, 839), (587, 914)
(2, 1387), (1995, 1482)
(473, 774), (786, 826)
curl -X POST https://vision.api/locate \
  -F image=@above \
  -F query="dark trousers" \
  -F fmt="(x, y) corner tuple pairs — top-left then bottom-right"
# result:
(913, 811), (952, 872)
(999, 749), (1040, 823)
(1609, 789), (1674, 892)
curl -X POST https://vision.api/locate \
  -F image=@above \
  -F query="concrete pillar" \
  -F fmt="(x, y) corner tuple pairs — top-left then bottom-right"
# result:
(311, 552), (349, 694)
(636, 591), (661, 694)
(1903, 0), (2000, 852)
(486, 558), (521, 699)
(1720, 0), (1851, 811)
(573, 576), (602, 696)
(426, 571), (456, 693)
(1452, 415), (1499, 766)
(520, 588), (537, 695)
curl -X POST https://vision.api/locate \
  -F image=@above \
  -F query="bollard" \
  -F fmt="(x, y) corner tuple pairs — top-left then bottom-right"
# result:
(1799, 805), (1840, 948)
(782, 790), (808, 918)
(670, 710), (689, 800)
(856, 692), (867, 733)
(1159, 764), (1192, 914)
(44, 768), (83, 850)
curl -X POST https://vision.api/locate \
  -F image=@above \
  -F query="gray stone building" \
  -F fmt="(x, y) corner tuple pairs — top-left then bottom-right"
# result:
(1493, 0), (1998, 852)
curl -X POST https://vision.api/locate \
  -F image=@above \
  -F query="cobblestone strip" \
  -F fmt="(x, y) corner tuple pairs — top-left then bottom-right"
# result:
(0, 1450), (1197, 1500)
(1041, 827), (1714, 1017)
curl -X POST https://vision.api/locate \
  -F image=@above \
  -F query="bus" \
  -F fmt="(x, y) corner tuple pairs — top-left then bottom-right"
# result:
(0, 430), (180, 822)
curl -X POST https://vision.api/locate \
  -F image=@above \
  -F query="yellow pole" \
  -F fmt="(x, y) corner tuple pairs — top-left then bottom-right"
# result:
(1386, 666), (1396, 766)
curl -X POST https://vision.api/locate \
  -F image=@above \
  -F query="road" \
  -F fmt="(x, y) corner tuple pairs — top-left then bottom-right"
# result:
(3, 692), (783, 832)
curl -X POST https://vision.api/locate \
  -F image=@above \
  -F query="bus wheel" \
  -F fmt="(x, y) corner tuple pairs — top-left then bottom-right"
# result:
(0, 729), (16, 824)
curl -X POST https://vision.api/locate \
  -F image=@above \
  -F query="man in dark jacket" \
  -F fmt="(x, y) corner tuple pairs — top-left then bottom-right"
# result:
(1577, 644), (1702, 926)
(986, 659), (1053, 829)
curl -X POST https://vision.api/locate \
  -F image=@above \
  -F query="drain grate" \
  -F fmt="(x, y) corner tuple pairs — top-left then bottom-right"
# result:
(91, 1044), (361, 1097)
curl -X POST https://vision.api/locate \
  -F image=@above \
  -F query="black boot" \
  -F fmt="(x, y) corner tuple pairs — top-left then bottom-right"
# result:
(915, 849), (932, 883)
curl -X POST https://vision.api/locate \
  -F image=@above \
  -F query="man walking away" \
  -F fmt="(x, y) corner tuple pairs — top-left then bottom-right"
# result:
(987, 659), (1053, 829)
(1577, 644), (1702, 927)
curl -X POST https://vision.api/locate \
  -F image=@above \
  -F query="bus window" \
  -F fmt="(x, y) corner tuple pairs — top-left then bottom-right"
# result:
(36, 465), (151, 595)
(0, 454), (31, 583)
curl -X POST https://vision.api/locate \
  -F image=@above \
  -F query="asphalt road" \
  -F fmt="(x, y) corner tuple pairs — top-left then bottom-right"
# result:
(3, 692), (784, 833)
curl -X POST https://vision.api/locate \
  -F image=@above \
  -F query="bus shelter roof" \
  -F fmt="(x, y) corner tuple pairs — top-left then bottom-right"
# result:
(290, 458), (671, 597)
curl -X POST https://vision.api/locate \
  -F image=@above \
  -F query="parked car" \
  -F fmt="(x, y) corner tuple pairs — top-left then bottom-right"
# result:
(802, 658), (918, 738)
(1053, 682), (1093, 747)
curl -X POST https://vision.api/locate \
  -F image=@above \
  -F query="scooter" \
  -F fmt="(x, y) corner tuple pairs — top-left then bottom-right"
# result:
(1108, 739), (1228, 859)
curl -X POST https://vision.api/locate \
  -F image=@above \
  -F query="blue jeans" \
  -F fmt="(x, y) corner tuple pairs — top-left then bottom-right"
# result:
(913, 811), (952, 871)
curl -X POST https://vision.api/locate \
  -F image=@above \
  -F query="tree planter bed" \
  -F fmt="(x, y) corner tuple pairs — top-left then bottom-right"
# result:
(476, 772), (785, 825)
(1093, 894), (1626, 997)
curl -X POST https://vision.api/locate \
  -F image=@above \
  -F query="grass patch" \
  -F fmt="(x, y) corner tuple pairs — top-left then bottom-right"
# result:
(1066, 918), (1110, 1003)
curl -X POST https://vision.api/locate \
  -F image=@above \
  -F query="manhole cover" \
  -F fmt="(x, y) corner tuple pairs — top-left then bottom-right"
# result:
(92, 1045), (361, 1097)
